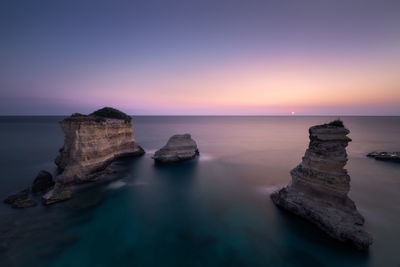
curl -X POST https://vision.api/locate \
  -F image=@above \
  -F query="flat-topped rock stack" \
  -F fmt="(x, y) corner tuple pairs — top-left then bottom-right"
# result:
(271, 120), (373, 250)
(43, 107), (144, 204)
(153, 134), (199, 163)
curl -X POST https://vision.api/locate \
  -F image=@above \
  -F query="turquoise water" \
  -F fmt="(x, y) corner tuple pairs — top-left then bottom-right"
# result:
(1, 116), (399, 266)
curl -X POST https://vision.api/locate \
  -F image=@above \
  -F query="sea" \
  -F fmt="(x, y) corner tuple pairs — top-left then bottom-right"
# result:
(0, 116), (399, 267)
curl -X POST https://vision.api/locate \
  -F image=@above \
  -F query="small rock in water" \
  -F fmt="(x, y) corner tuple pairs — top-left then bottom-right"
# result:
(4, 189), (37, 209)
(367, 151), (400, 163)
(32, 170), (55, 194)
(11, 199), (37, 208)
(4, 191), (29, 204)
(152, 134), (199, 163)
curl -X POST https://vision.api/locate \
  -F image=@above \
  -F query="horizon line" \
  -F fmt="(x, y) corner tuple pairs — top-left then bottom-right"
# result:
(1, 114), (400, 117)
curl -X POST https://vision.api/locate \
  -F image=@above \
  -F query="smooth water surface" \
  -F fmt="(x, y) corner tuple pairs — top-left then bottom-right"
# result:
(0, 116), (399, 267)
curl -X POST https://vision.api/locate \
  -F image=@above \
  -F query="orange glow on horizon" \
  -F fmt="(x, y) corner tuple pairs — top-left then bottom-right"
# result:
(57, 52), (400, 115)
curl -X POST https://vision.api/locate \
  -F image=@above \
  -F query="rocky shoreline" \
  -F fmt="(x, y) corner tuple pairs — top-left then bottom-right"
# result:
(271, 120), (373, 250)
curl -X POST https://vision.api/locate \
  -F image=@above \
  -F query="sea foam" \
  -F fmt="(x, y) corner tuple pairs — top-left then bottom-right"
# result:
(106, 181), (127, 190)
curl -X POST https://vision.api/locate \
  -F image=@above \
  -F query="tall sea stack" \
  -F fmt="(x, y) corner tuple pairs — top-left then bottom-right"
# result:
(271, 120), (372, 249)
(43, 107), (144, 204)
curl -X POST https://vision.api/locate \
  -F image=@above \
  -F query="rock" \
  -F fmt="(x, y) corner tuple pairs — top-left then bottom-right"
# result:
(32, 170), (55, 194)
(271, 120), (373, 250)
(153, 134), (199, 163)
(11, 199), (37, 208)
(367, 151), (400, 163)
(54, 107), (144, 184)
(45, 107), (144, 204)
(4, 189), (37, 208)
(42, 184), (72, 205)
(19, 188), (30, 194)
(4, 191), (28, 204)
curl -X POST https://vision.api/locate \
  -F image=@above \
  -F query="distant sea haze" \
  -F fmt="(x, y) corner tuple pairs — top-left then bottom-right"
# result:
(0, 116), (399, 266)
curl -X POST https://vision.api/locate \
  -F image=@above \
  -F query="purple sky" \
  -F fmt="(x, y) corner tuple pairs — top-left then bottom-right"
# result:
(1, 0), (399, 115)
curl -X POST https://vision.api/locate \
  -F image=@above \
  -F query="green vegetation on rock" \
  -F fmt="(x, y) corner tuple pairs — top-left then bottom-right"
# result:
(90, 107), (132, 122)
(327, 120), (344, 127)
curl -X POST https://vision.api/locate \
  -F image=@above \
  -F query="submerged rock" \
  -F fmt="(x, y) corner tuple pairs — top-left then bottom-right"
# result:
(367, 151), (400, 163)
(32, 170), (54, 194)
(44, 107), (144, 204)
(11, 199), (37, 208)
(153, 134), (199, 163)
(271, 120), (373, 250)
(4, 189), (37, 208)
(4, 191), (28, 205)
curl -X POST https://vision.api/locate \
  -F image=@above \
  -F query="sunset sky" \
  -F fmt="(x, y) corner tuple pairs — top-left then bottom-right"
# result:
(1, 0), (399, 115)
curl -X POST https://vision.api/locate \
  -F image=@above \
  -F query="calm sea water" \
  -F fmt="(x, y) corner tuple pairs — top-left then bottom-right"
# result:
(0, 116), (399, 267)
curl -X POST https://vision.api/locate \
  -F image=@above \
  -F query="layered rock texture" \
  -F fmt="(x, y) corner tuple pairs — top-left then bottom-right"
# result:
(367, 151), (400, 163)
(271, 120), (373, 250)
(43, 107), (144, 204)
(153, 134), (199, 163)
(54, 107), (144, 184)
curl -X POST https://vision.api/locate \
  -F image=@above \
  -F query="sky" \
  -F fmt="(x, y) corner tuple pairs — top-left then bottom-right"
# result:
(0, 0), (399, 115)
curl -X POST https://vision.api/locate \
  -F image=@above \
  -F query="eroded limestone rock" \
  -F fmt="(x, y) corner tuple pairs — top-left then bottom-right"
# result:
(43, 107), (144, 204)
(153, 134), (199, 163)
(271, 120), (373, 250)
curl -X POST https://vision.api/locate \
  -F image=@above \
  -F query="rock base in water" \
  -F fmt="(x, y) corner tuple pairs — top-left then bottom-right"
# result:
(271, 187), (372, 250)
(367, 151), (400, 163)
(42, 184), (72, 205)
(32, 170), (55, 194)
(153, 134), (199, 163)
(3, 189), (37, 209)
(271, 120), (372, 250)
(4, 170), (56, 209)
(11, 199), (37, 208)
